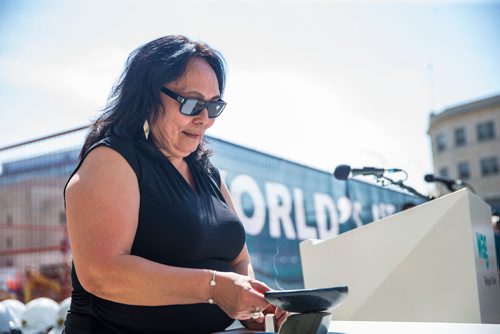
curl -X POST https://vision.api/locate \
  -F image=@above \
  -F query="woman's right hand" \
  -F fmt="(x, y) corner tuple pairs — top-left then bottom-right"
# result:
(212, 271), (271, 321)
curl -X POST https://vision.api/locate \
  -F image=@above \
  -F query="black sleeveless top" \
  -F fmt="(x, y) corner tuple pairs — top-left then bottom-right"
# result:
(63, 135), (246, 334)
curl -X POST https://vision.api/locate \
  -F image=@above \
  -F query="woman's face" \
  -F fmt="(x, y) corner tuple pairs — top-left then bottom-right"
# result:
(153, 57), (220, 160)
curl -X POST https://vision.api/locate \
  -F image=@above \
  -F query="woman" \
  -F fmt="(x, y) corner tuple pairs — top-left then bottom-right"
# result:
(64, 35), (286, 333)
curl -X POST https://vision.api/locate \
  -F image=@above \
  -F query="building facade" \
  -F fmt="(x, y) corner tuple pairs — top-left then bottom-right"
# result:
(428, 94), (500, 213)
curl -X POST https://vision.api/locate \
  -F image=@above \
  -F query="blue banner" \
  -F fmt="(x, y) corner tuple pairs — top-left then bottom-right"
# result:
(209, 137), (423, 289)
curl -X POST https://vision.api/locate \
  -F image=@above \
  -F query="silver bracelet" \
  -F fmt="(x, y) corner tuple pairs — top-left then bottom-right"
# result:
(208, 270), (216, 304)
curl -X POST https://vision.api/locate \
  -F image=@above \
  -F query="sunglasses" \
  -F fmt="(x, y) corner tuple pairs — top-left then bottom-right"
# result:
(160, 87), (226, 118)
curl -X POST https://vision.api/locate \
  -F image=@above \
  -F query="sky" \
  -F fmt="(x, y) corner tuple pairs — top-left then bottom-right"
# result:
(0, 0), (499, 195)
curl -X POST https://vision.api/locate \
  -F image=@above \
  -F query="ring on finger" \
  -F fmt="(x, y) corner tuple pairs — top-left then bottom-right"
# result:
(250, 307), (261, 319)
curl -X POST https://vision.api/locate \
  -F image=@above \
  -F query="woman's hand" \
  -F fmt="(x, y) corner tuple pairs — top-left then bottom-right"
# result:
(212, 271), (271, 320)
(240, 304), (289, 331)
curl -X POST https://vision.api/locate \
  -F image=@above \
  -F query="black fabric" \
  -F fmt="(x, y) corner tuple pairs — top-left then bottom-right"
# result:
(63, 136), (246, 333)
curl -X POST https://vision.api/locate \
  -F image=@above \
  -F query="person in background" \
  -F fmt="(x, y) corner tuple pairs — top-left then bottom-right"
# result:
(64, 35), (287, 333)
(492, 211), (500, 277)
(400, 202), (417, 211)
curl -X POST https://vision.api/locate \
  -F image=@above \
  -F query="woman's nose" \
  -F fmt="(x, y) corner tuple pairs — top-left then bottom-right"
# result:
(194, 108), (210, 125)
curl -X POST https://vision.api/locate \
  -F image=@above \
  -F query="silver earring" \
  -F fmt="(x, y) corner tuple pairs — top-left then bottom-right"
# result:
(143, 119), (150, 139)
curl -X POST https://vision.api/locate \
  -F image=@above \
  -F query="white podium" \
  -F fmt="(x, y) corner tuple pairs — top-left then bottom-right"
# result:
(300, 189), (500, 324)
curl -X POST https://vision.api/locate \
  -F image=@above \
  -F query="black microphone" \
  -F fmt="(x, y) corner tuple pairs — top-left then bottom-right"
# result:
(424, 174), (464, 192)
(334, 164), (402, 180)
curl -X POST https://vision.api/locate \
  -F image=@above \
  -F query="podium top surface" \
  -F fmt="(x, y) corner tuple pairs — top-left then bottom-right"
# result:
(213, 320), (500, 334)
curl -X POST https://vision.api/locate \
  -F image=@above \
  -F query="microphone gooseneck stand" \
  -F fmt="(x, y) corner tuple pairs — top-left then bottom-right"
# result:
(374, 170), (433, 202)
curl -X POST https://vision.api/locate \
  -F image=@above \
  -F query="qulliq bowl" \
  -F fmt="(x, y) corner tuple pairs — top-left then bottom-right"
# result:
(264, 286), (349, 313)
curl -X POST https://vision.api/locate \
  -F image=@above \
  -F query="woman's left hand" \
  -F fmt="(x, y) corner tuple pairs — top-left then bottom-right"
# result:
(239, 304), (288, 331)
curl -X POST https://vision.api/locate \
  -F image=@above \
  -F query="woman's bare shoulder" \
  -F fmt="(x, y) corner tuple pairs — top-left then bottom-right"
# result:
(66, 145), (138, 197)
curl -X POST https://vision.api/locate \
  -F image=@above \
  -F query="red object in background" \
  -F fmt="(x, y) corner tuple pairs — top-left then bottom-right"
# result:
(6, 278), (20, 291)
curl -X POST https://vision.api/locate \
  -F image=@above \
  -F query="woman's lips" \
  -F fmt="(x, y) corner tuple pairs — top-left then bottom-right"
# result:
(183, 131), (202, 139)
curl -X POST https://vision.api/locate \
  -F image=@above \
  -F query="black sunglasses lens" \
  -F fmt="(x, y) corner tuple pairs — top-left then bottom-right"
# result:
(180, 99), (199, 116)
(180, 99), (226, 118)
(205, 102), (225, 118)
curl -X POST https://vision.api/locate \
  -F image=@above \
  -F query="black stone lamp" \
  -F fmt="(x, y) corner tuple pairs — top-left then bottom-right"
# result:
(264, 286), (349, 334)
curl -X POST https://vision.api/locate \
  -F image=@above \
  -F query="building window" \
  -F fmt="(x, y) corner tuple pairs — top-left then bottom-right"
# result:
(439, 167), (449, 178)
(59, 211), (66, 224)
(480, 157), (499, 177)
(457, 162), (470, 180)
(454, 127), (466, 147)
(477, 121), (495, 142)
(6, 213), (13, 225)
(6, 236), (13, 249)
(436, 133), (446, 152)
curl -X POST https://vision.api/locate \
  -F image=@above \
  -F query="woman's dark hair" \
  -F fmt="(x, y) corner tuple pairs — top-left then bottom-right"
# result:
(81, 35), (226, 170)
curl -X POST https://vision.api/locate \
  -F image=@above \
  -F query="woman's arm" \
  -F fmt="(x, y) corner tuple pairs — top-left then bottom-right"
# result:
(66, 146), (269, 318)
